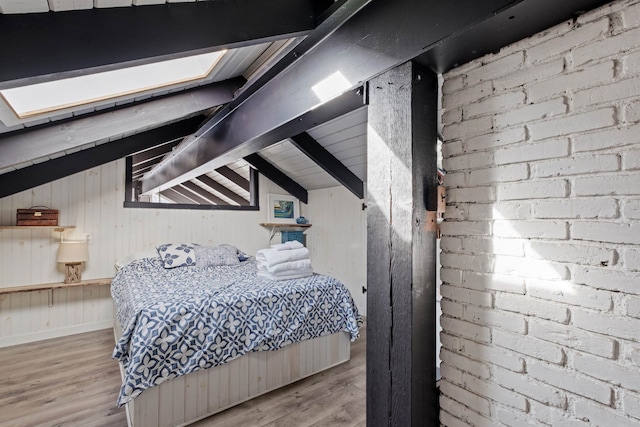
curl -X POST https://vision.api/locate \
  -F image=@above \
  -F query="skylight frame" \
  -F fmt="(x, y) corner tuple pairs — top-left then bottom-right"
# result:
(0, 50), (227, 119)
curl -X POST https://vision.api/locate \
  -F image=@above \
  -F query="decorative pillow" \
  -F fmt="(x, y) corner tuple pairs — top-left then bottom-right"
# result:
(195, 244), (240, 267)
(156, 243), (197, 269)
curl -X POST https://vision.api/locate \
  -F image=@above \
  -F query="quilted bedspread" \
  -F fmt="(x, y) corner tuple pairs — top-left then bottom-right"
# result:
(111, 257), (361, 406)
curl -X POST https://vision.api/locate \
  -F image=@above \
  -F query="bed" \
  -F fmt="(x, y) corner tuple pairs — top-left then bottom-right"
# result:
(110, 249), (361, 427)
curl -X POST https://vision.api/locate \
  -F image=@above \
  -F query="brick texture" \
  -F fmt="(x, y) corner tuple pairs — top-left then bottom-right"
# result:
(439, 1), (640, 424)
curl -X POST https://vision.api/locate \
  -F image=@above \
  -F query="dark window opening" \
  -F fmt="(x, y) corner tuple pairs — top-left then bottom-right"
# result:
(124, 149), (259, 211)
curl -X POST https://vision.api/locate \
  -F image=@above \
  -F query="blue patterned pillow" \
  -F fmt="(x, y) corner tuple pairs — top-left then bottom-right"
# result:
(156, 243), (197, 268)
(195, 244), (240, 267)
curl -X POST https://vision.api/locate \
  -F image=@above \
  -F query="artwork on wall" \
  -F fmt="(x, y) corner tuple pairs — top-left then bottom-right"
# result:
(267, 194), (299, 223)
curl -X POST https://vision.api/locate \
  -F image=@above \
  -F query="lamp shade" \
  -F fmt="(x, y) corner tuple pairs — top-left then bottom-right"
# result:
(57, 240), (89, 263)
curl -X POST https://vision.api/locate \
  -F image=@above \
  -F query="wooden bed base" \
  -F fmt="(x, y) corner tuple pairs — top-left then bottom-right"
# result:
(114, 320), (351, 427)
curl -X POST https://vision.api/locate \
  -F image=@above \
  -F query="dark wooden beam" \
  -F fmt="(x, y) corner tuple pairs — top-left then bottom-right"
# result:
(132, 140), (180, 166)
(366, 61), (438, 426)
(179, 182), (228, 206)
(249, 168), (259, 207)
(0, 116), (204, 199)
(0, 0), (318, 85)
(160, 188), (196, 205)
(289, 132), (364, 199)
(141, 88), (364, 194)
(142, 0), (514, 192)
(417, 0), (613, 73)
(196, 175), (249, 206)
(215, 166), (250, 192)
(244, 153), (308, 204)
(0, 78), (243, 170)
(141, 0), (609, 193)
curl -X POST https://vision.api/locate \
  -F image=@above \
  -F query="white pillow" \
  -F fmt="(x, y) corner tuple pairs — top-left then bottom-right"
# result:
(114, 249), (160, 270)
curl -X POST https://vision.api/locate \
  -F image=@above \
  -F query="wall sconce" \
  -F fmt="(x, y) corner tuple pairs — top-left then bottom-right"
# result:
(57, 240), (89, 284)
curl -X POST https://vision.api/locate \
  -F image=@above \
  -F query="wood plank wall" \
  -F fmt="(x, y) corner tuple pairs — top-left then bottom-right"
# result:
(0, 159), (366, 347)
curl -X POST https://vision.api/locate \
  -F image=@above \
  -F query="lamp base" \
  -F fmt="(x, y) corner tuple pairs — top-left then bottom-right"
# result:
(64, 262), (83, 284)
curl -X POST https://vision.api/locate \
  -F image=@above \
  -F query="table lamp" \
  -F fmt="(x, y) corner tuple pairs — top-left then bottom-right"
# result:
(57, 240), (89, 284)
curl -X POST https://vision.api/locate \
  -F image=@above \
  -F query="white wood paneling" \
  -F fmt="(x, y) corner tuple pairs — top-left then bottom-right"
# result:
(0, 0), (48, 13)
(257, 106), (368, 191)
(48, 0), (92, 11)
(120, 330), (351, 427)
(304, 185), (367, 315)
(0, 161), (280, 345)
(94, 0), (132, 8)
(0, 159), (367, 345)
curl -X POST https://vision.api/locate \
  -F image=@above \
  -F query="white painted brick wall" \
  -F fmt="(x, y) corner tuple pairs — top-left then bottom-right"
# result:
(572, 123), (640, 153)
(439, 1), (640, 424)
(527, 360), (613, 404)
(531, 153), (619, 178)
(494, 139), (570, 165)
(532, 198), (618, 219)
(492, 329), (564, 364)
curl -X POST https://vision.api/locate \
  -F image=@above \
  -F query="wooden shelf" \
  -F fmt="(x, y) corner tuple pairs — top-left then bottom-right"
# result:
(0, 225), (76, 233)
(259, 223), (312, 242)
(259, 223), (312, 228)
(0, 278), (112, 295)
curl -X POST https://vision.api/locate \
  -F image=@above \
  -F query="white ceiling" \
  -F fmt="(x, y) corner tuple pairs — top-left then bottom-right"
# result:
(0, 0), (193, 14)
(259, 106), (367, 190)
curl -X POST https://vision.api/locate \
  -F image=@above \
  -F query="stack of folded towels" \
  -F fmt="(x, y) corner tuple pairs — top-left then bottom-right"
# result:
(256, 240), (313, 280)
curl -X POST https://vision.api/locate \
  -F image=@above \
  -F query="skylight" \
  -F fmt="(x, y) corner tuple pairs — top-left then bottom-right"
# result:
(0, 50), (226, 119)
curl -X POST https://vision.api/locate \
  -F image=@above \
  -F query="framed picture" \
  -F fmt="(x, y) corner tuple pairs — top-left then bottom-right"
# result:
(267, 193), (300, 223)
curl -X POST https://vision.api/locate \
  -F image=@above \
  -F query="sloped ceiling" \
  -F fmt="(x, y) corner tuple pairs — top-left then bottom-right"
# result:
(0, 0), (613, 203)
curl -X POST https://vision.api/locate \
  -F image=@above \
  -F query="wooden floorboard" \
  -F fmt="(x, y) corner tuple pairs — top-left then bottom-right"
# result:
(0, 327), (366, 427)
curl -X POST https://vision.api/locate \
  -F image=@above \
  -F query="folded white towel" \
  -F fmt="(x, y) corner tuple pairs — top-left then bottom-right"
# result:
(257, 267), (313, 281)
(257, 258), (312, 274)
(255, 247), (310, 268)
(270, 241), (304, 251)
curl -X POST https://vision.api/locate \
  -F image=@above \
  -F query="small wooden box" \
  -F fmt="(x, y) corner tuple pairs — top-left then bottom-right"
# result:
(16, 208), (59, 226)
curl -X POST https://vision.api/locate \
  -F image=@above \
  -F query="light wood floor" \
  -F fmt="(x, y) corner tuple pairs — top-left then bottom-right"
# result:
(0, 327), (366, 427)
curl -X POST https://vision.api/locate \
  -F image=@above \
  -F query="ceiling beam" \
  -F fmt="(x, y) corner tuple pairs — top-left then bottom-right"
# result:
(141, 0), (611, 194)
(244, 154), (308, 204)
(0, 116), (204, 199)
(215, 166), (250, 192)
(132, 139), (180, 166)
(289, 132), (364, 199)
(0, 0), (319, 85)
(179, 182), (229, 206)
(160, 188), (196, 205)
(196, 175), (249, 206)
(416, 0), (613, 72)
(141, 87), (365, 195)
(141, 0), (516, 193)
(0, 77), (243, 170)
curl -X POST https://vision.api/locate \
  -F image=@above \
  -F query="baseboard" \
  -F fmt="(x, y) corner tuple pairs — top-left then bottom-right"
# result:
(0, 319), (114, 348)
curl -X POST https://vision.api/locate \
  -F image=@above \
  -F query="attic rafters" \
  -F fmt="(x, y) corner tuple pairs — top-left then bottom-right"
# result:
(141, 0), (518, 194)
(0, 0), (320, 85)
(160, 188), (196, 205)
(138, 0), (374, 195)
(289, 132), (364, 199)
(179, 181), (228, 206)
(244, 154), (308, 204)
(0, 77), (244, 171)
(196, 175), (249, 206)
(141, 87), (365, 195)
(215, 166), (250, 192)
(0, 116), (204, 199)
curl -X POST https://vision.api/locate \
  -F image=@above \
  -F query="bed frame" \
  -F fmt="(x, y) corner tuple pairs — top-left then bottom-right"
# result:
(114, 319), (351, 427)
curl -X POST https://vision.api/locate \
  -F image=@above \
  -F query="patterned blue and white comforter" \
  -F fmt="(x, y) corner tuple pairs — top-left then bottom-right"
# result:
(111, 257), (361, 406)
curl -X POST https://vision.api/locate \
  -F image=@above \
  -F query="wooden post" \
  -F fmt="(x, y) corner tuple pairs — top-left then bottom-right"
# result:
(366, 61), (438, 426)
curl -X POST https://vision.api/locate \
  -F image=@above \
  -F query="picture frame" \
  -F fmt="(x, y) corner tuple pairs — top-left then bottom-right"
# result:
(267, 193), (300, 223)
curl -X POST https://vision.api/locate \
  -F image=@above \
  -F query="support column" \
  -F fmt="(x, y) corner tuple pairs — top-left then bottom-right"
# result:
(366, 61), (438, 426)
